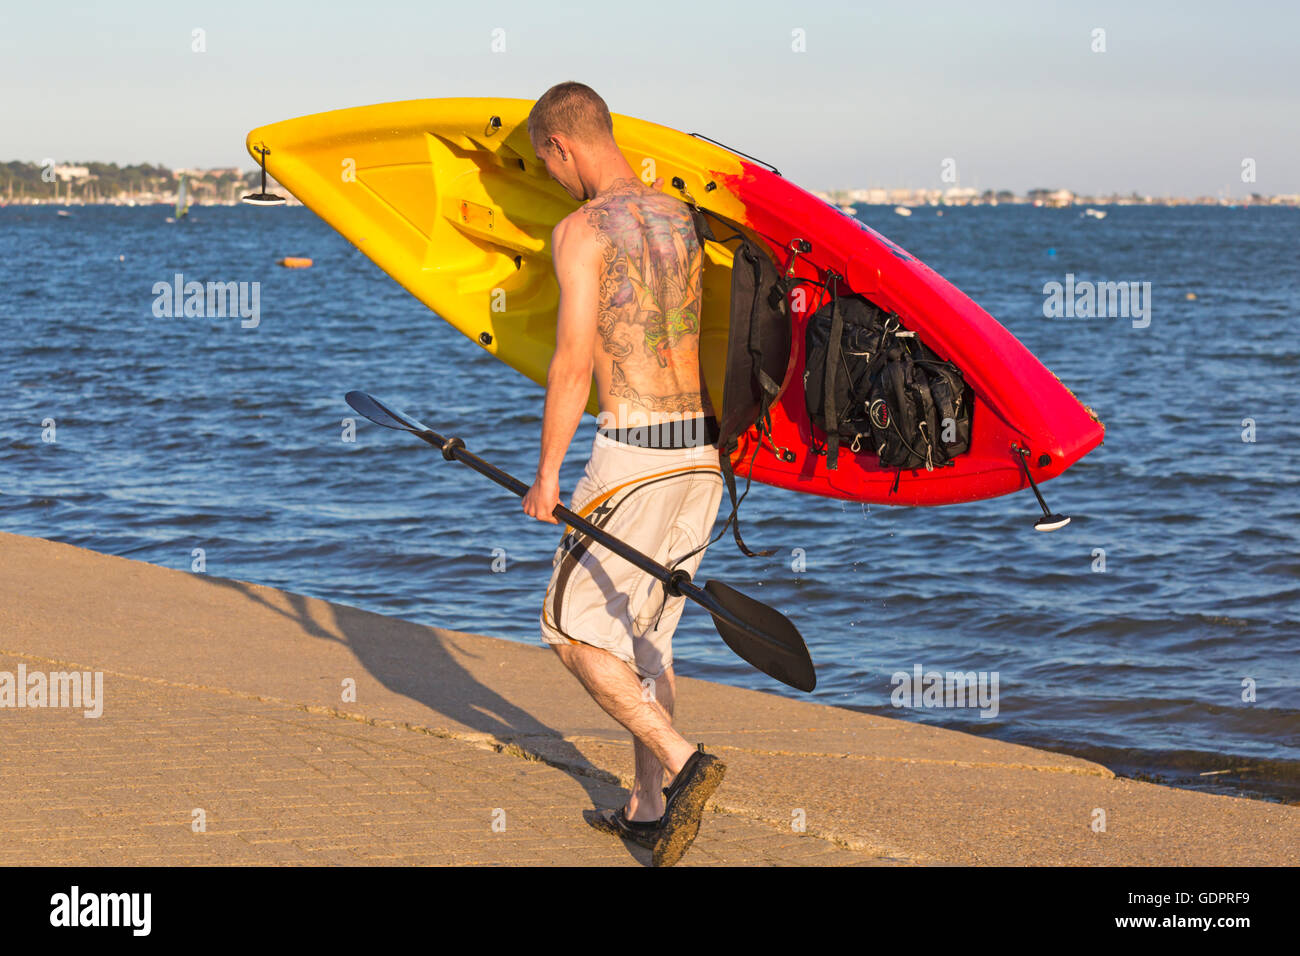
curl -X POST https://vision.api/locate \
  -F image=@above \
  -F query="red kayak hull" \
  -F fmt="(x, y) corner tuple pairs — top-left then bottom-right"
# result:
(716, 162), (1104, 506)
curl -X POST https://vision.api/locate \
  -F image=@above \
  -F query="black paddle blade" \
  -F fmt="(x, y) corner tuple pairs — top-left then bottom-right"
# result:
(703, 580), (816, 692)
(345, 391), (430, 433)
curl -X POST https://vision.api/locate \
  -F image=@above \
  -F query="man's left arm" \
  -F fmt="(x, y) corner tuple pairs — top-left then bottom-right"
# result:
(521, 215), (600, 523)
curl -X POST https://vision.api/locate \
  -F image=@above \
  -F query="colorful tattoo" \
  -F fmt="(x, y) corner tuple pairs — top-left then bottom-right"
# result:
(583, 178), (708, 415)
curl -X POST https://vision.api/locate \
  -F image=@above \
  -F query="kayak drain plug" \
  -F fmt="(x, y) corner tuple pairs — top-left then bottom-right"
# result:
(1012, 444), (1070, 532)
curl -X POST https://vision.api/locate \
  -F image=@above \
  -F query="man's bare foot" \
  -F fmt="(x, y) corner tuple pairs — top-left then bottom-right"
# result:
(663, 740), (699, 782)
(625, 787), (665, 823)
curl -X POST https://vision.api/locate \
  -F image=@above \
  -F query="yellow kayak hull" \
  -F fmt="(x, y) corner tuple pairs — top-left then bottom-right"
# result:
(246, 97), (747, 418)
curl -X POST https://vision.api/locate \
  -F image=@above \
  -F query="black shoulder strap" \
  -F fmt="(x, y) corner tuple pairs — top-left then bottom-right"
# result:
(670, 424), (775, 572)
(822, 274), (844, 470)
(690, 206), (715, 244)
(684, 243), (777, 561)
(675, 204), (778, 560)
(691, 205), (746, 248)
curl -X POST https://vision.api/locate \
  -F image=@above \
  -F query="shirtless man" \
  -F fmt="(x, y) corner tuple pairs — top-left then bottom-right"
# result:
(520, 82), (725, 867)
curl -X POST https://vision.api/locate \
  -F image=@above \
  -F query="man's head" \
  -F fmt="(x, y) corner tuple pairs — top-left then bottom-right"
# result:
(527, 82), (622, 201)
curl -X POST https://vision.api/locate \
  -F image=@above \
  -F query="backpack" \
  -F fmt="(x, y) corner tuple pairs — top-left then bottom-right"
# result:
(679, 206), (792, 558)
(804, 287), (971, 485)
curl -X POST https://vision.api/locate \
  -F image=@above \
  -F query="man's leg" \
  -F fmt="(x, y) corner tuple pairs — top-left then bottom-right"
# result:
(626, 666), (676, 821)
(550, 643), (696, 798)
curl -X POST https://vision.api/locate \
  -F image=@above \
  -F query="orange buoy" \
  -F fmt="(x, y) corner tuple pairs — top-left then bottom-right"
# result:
(277, 256), (313, 268)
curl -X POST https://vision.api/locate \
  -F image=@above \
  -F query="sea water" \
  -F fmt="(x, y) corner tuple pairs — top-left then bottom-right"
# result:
(2, 203), (1296, 802)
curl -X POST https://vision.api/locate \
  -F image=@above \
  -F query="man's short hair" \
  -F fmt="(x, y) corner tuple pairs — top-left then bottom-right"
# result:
(527, 82), (614, 148)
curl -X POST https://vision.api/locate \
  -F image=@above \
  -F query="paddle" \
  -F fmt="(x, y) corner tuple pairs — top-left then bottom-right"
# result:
(344, 390), (816, 692)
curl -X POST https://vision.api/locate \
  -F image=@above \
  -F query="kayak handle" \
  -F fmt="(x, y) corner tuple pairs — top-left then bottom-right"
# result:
(687, 133), (781, 177)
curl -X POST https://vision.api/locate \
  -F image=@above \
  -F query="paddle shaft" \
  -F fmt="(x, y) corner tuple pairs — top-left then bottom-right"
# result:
(409, 427), (781, 651)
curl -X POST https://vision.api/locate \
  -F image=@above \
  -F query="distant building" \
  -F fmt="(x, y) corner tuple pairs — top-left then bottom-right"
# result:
(173, 166), (245, 180)
(53, 165), (90, 182)
(842, 188), (890, 204)
(801, 184), (1291, 209)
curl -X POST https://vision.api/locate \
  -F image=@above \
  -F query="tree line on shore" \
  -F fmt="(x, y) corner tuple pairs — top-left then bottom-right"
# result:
(1, 161), (256, 201)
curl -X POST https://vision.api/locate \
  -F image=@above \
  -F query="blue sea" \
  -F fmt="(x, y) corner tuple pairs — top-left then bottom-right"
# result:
(2, 202), (1297, 803)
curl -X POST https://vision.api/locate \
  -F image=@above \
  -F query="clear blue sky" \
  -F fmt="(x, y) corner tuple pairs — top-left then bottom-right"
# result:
(2, 0), (1295, 195)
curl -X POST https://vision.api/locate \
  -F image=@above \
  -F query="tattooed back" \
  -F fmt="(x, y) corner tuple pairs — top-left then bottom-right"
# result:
(581, 180), (715, 425)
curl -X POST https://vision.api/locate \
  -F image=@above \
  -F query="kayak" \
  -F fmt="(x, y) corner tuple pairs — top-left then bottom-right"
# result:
(246, 98), (1103, 506)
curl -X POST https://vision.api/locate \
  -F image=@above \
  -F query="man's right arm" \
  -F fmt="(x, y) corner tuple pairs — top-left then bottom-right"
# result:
(521, 214), (601, 523)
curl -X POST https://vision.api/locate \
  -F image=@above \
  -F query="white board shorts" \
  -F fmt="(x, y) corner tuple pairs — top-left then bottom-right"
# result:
(540, 430), (724, 681)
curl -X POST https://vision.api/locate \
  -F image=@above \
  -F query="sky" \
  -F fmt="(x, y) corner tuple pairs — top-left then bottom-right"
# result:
(1, 0), (1296, 196)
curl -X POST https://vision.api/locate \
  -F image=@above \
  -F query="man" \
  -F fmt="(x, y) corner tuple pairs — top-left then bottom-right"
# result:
(520, 81), (726, 867)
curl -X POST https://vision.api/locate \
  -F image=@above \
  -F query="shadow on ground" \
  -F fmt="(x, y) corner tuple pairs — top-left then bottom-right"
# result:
(196, 574), (648, 863)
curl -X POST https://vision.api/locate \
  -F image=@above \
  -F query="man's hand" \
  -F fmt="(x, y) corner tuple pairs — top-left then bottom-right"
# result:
(522, 473), (561, 523)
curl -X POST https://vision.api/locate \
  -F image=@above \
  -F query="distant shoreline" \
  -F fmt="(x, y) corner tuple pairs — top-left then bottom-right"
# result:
(0, 197), (303, 208)
(0, 197), (1286, 210)
(7, 160), (1295, 209)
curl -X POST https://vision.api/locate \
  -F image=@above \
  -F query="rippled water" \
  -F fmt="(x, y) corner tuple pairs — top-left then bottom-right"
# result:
(2, 203), (1297, 803)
